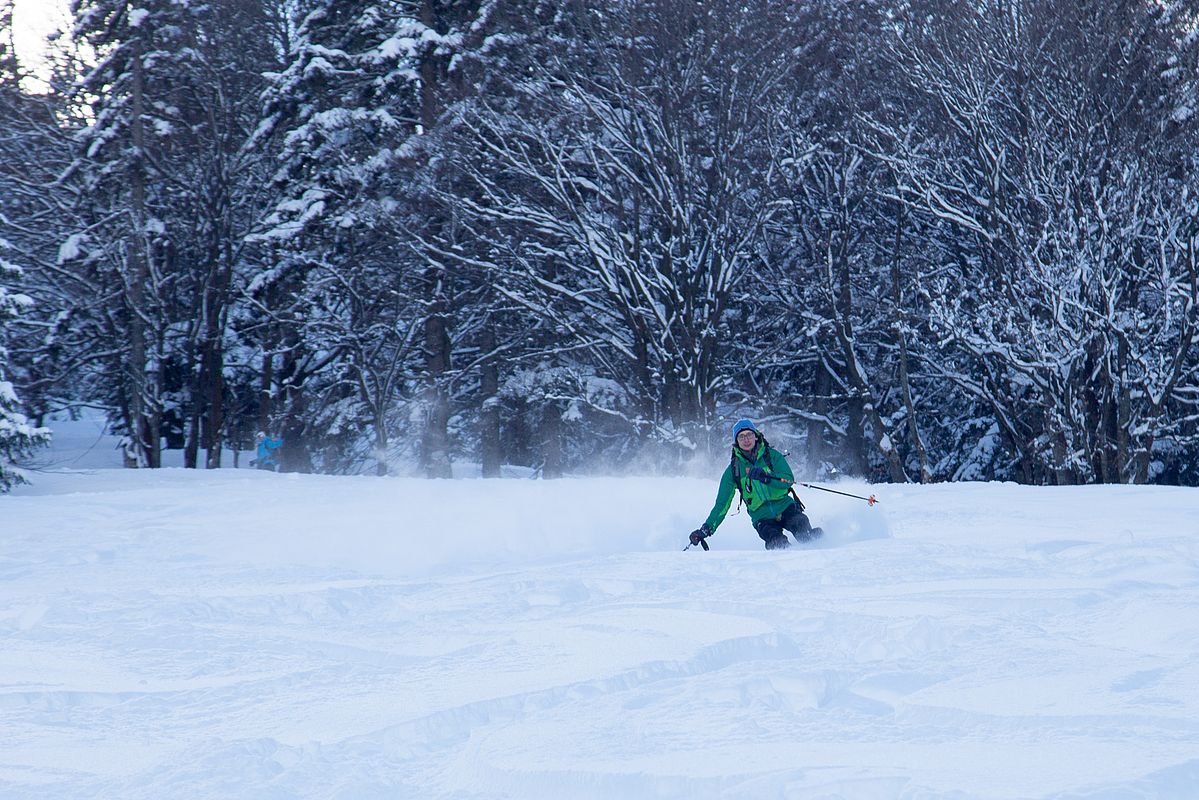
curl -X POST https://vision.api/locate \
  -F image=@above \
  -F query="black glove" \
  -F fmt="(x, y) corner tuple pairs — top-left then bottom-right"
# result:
(746, 467), (770, 482)
(689, 525), (711, 545)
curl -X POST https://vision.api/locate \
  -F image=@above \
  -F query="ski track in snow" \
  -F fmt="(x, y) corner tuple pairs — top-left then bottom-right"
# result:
(2, 457), (1199, 798)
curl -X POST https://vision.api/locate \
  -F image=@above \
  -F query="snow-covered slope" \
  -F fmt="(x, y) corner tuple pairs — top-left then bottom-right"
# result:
(2, 430), (1198, 798)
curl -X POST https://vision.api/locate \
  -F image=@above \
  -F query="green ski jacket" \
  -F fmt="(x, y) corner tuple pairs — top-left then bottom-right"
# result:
(703, 442), (797, 533)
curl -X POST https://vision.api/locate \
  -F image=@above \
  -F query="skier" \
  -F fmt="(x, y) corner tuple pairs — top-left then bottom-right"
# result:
(690, 419), (821, 550)
(253, 431), (283, 471)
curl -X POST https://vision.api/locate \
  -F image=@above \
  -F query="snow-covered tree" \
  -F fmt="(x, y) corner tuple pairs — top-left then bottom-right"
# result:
(0, 245), (50, 492)
(0, 0), (80, 421)
(750, 0), (920, 482)
(66, 0), (284, 468)
(3, 0), (1196, 484)
(255, 0), (504, 475)
(0, 0), (55, 489)
(872, 0), (1199, 483)
(449, 0), (799, 465)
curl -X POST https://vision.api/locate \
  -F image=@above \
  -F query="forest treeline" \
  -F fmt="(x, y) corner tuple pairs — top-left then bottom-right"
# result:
(1, 0), (1197, 488)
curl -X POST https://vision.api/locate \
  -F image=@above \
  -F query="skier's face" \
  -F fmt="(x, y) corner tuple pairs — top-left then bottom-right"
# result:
(736, 430), (757, 452)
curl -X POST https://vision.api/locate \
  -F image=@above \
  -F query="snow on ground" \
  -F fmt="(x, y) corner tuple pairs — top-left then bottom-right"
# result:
(2, 420), (1198, 799)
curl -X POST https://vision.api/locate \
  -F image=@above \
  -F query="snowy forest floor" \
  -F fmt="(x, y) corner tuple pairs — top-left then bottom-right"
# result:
(2, 420), (1198, 799)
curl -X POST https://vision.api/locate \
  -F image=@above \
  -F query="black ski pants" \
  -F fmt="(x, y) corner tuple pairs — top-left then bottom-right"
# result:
(753, 500), (814, 550)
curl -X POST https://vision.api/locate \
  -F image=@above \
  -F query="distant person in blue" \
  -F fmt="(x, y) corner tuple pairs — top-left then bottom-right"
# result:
(253, 431), (282, 471)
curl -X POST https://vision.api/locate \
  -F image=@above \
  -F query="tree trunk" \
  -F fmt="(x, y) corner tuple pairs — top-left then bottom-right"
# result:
(185, 400), (201, 468)
(183, 335), (201, 469)
(277, 347), (311, 473)
(258, 349), (274, 436)
(204, 235), (235, 470)
(204, 343), (224, 469)
(421, 275), (453, 478)
(1115, 337), (1132, 483)
(1049, 414), (1076, 485)
(480, 324), (502, 478)
(807, 355), (831, 470)
(889, 204), (930, 482)
(541, 400), (562, 479)
(126, 38), (157, 468)
(373, 407), (389, 476)
(417, 0), (453, 479)
(845, 391), (866, 476)
(833, 236), (906, 482)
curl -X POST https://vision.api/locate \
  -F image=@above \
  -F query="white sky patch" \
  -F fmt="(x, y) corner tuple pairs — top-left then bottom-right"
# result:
(10, 0), (72, 88)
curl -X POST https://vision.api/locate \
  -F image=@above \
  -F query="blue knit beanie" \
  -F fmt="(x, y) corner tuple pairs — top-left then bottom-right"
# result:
(731, 418), (758, 441)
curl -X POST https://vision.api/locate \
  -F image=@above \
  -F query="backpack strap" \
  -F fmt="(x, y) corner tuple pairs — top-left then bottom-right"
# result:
(730, 449), (744, 511)
(761, 439), (805, 511)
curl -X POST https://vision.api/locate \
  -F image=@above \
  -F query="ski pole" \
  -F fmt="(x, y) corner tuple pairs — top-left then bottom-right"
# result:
(683, 536), (710, 551)
(798, 482), (879, 506)
(765, 475), (879, 506)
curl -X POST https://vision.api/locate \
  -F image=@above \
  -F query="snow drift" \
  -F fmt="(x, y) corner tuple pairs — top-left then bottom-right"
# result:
(2, 429), (1198, 798)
